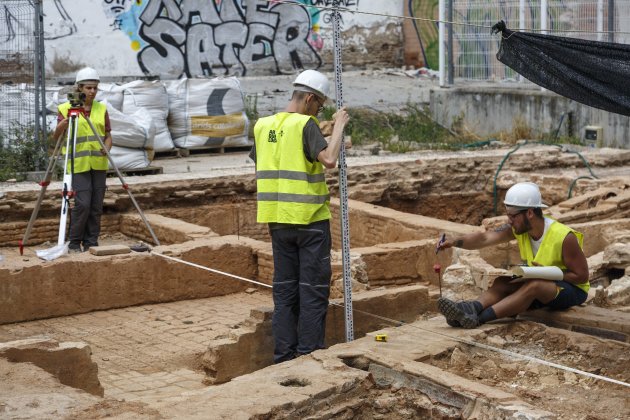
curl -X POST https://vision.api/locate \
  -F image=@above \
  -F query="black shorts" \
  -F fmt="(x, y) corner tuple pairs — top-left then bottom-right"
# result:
(529, 280), (588, 310)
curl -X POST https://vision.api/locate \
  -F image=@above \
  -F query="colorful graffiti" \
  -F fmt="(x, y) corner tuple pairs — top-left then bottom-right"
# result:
(108, 0), (337, 77)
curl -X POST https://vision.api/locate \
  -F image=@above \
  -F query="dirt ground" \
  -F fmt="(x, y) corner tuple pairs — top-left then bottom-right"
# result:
(429, 322), (630, 420)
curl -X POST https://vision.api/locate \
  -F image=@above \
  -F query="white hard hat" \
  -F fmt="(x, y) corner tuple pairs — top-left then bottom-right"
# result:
(293, 69), (330, 100)
(504, 182), (548, 208)
(75, 67), (100, 84)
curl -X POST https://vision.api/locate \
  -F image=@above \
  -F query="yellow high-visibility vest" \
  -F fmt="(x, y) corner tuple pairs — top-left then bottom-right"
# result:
(514, 219), (589, 293)
(59, 101), (108, 173)
(254, 112), (330, 224)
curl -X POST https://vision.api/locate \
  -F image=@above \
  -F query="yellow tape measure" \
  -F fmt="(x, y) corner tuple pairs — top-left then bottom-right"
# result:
(375, 334), (388, 342)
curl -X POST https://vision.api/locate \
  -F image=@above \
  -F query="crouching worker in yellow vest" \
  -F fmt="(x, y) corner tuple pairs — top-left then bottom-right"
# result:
(435, 182), (589, 328)
(250, 70), (350, 363)
(52, 67), (113, 253)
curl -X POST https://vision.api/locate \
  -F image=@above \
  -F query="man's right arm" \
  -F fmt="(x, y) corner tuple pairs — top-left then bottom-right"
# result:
(437, 224), (514, 251)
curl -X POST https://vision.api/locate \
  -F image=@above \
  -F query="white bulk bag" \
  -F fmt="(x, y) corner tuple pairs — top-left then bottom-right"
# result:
(109, 145), (151, 170)
(122, 80), (173, 152)
(107, 104), (155, 150)
(0, 85), (34, 142)
(166, 77), (249, 149)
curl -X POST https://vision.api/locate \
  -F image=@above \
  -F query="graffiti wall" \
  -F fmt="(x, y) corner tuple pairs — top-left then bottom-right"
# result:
(43, 0), (403, 79)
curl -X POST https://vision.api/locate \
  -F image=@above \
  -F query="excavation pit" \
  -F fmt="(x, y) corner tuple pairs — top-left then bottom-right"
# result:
(426, 322), (630, 419)
(1, 147), (630, 418)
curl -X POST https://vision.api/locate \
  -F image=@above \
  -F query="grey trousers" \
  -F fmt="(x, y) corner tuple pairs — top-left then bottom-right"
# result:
(270, 219), (332, 364)
(69, 170), (106, 248)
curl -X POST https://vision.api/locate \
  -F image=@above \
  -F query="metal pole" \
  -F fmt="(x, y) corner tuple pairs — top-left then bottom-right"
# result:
(597, 0), (604, 42)
(540, 0), (548, 92)
(519, 0), (525, 82)
(33, 1), (41, 170)
(332, 0), (354, 343)
(447, 0), (454, 85)
(541, 0), (548, 34)
(439, 0), (445, 86)
(37, 0), (47, 151)
(608, 0), (615, 43)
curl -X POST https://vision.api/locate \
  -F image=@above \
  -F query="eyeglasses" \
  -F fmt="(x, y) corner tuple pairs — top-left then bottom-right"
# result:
(312, 95), (325, 113)
(506, 209), (527, 220)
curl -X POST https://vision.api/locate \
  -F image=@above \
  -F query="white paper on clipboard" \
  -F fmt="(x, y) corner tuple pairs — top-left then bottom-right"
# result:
(510, 266), (564, 283)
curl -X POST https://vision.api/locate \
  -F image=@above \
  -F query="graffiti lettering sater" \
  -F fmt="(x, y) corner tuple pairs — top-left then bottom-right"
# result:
(136, 0), (321, 78)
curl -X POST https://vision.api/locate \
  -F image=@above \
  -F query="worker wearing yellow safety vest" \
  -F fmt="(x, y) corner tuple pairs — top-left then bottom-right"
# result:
(53, 67), (113, 253)
(250, 70), (350, 363)
(435, 182), (590, 328)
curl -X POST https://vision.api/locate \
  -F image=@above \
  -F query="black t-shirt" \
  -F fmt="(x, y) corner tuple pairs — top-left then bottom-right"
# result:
(249, 118), (327, 164)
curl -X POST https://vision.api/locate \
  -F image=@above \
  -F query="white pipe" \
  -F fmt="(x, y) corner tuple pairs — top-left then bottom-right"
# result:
(439, 0), (445, 87)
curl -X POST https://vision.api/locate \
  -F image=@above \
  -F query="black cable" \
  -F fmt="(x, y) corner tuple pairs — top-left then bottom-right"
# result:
(408, 0), (429, 67)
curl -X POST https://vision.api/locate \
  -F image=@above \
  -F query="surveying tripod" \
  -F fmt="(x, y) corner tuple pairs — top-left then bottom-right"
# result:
(19, 104), (160, 255)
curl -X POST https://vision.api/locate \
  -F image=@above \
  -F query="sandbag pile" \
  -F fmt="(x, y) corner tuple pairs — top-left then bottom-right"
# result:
(166, 77), (249, 149)
(31, 77), (250, 172)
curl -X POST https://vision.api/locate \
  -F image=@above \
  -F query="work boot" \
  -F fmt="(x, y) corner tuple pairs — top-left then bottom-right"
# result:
(438, 298), (480, 329)
(437, 299), (480, 327)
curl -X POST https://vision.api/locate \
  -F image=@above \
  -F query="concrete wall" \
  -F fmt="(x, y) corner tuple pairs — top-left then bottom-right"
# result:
(430, 86), (630, 149)
(43, 0), (403, 79)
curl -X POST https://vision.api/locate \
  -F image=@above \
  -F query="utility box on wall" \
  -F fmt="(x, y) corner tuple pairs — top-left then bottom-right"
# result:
(583, 125), (603, 147)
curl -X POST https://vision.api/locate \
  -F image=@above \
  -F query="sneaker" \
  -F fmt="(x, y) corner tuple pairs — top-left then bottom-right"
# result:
(438, 298), (480, 329)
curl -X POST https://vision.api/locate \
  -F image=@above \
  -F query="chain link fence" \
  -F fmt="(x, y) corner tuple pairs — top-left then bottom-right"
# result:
(448, 0), (630, 81)
(0, 0), (47, 177)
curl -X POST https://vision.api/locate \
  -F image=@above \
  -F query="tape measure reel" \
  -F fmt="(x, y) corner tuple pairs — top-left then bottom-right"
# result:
(375, 334), (388, 342)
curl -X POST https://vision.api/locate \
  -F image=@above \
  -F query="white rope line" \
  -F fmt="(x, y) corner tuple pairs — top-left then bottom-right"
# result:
(151, 251), (630, 389)
(272, 0), (630, 37)
(153, 251), (271, 288)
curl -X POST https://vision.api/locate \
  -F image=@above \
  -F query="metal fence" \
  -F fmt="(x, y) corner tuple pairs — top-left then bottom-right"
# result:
(0, 0), (46, 152)
(442, 0), (630, 82)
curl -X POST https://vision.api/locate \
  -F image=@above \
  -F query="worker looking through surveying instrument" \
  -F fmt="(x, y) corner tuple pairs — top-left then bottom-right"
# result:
(249, 69), (350, 363)
(435, 182), (589, 328)
(53, 67), (113, 253)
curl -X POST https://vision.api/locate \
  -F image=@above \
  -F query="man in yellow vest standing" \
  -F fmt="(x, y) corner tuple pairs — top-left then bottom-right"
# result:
(250, 70), (350, 363)
(436, 182), (589, 328)
(53, 67), (113, 253)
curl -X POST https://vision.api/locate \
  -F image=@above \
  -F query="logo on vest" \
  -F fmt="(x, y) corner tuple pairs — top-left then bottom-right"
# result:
(268, 129), (284, 143)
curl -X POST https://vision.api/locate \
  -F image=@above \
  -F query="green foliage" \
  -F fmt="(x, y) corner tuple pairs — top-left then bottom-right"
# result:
(0, 123), (50, 181)
(541, 135), (583, 146)
(424, 40), (439, 70)
(320, 105), (336, 121)
(345, 104), (459, 152)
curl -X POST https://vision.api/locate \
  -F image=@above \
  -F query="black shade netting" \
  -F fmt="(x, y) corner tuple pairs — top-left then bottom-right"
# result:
(492, 20), (630, 116)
